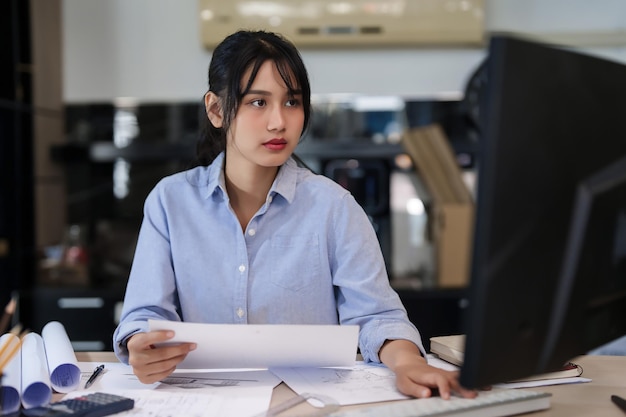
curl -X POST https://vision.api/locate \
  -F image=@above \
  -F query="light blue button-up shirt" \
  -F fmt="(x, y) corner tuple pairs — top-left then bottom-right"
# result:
(113, 152), (424, 364)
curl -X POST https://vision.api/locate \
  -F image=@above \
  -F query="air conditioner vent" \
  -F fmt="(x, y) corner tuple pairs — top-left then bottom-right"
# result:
(361, 26), (383, 35)
(198, 0), (485, 48)
(298, 27), (320, 35)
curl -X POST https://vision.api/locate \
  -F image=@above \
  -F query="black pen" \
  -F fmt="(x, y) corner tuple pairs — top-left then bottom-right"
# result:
(84, 364), (105, 389)
(612, 395), (626, 413)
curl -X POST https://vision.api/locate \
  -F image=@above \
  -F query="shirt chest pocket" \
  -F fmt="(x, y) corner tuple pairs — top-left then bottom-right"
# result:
(270, 234), (322, 292)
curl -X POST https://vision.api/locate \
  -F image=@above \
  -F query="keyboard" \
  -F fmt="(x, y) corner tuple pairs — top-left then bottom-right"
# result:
(328, 388), (551, 417)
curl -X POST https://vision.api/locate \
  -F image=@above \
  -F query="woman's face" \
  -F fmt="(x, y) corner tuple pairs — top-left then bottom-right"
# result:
(226, 60), (304, 170)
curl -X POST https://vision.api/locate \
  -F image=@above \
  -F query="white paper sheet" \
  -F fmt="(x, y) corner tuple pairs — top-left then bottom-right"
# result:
(493, 377), (592, 389)
(42, 321), (81, 393)
(426, 355), (461, 371)
(270, 362), (410, 405)
(64, 387), (276, 417)
(159, 370), (282, 390)
(77, 361), (155, 391)
(20, 333), (52, 409)
(73, 362), (281, 417)
(76, 362), (281, 392)
(148, 320), (359, 369)
(0, 333), (22, 414)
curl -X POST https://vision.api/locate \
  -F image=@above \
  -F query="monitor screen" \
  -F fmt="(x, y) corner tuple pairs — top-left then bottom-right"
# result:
(460, 35), (626, 388)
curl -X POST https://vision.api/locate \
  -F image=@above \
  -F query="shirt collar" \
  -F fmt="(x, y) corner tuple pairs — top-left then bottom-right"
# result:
(205, 152), (298, 204)
(271, 157), (298, 204)
(205, 152), (226, 199)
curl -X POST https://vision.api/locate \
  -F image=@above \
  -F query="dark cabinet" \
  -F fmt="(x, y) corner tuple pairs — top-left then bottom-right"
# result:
(396, 288), (467, 352)
(18, 286), (125, 351)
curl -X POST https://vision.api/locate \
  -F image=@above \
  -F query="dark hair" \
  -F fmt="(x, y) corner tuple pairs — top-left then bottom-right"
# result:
(193, 30), (312, 167)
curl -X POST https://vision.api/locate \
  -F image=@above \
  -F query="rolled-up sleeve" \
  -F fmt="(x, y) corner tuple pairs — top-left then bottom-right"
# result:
(330, 193), (425, 362)
(113, 185), (182, 363)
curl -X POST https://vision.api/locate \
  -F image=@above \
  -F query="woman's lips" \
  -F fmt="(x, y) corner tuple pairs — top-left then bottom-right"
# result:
(263, 138), (287, 151)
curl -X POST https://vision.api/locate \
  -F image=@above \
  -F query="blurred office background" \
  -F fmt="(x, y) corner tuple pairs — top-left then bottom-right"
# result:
(2, 0), (625, 350)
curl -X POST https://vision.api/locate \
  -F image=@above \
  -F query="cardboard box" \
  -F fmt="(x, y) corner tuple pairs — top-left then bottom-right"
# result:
(402, 124), (474, 288)
(431, 203), (474, 287)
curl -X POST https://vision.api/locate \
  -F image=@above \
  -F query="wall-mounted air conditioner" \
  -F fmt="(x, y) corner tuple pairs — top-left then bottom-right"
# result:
(198, 0), (485, 48)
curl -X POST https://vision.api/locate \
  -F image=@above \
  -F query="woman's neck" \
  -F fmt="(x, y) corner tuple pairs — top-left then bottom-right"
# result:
(224, 158), (279, 231)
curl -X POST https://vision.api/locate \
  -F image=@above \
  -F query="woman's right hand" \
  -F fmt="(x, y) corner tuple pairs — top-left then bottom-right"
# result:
(126, 330), (197, 384)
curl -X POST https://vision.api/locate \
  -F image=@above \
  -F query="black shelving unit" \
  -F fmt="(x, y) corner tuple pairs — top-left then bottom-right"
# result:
(0, 0), (36, 312)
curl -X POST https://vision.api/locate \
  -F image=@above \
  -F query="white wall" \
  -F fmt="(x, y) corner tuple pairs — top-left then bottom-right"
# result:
(62, 0), (626, 103)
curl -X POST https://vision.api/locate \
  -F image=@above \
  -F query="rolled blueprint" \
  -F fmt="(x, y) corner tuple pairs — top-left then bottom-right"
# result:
(0, 333), (21, 414)
(41, 321), (81, 393)
(20, 332), (52, 409)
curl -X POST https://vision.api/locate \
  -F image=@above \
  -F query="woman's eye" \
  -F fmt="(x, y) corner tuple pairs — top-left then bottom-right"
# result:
(251, 99), (266, 107)
(286, 98), (300, 107)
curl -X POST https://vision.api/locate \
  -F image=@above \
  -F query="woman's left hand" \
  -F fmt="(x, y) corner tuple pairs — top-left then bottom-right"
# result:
(379, 339), (477, 399)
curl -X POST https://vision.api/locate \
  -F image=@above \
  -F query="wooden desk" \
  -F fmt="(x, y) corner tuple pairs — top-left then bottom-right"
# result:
(516, 355), (626, 417)
(74, 353), (626, 416)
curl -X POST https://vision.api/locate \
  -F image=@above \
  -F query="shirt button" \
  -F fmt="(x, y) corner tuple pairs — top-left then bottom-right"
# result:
(268, 196), (273, 203)
(248, 229), (256, 236)
(236, 308), (244, 318)
(238, 264), (246, 273)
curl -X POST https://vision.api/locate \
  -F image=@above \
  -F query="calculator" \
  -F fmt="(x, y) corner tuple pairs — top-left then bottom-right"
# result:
(22, 392), (134, 417)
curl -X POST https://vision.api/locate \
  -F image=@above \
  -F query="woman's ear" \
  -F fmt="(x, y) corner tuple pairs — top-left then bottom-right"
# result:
(204, 91), (224, 128)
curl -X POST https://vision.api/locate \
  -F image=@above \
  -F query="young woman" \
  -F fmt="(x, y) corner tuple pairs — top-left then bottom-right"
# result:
(113, 30), (475, 400)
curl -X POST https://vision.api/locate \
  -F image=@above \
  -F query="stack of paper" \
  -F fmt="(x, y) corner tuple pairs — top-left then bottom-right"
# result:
(429, 334), (588, 387)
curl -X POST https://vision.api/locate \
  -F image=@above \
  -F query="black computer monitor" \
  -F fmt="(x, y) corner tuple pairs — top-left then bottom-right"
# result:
(459, 34), (626, 389)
